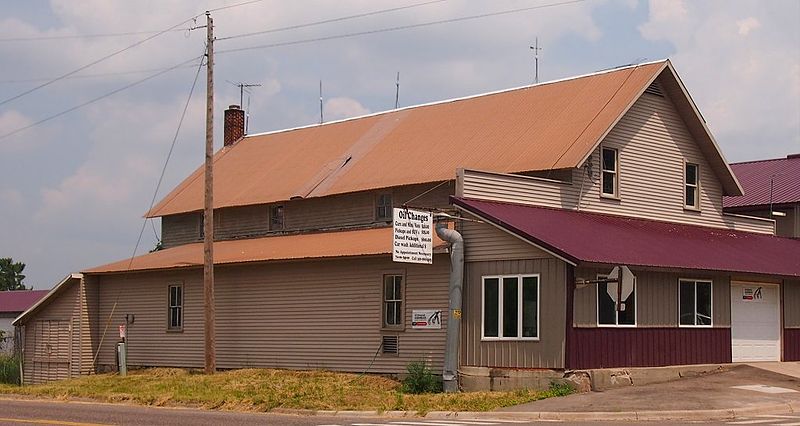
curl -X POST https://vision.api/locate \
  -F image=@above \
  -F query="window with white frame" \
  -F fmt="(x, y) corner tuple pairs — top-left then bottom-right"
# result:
(601, 147), (619, 198)
(482, 275), (539, 340)
(685, 163), (700, 209)
(168, 284), (183, 331)
(597, 275), (636, 326)
(679, 279), (712, 326)
(383, 274), (404, 329)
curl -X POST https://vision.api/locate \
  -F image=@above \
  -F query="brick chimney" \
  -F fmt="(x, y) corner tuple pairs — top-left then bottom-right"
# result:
(224, 104), (245, 146)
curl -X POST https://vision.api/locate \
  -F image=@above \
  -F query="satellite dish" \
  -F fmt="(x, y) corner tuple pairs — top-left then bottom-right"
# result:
(606, 265), (635, 304)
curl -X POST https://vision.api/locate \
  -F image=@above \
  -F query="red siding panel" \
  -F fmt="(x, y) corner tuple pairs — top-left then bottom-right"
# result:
(785, 329), (800, 361)
(568, 327), (731, 369)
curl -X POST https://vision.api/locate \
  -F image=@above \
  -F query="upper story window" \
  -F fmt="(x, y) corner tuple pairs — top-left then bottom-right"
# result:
(679, 279), (712, 326)
(685, 163), (700, 210)
(482, 275), (539, 340)
(167, 283), (183, 331)
(376, 193), (392, 221)
(601, 147), (619, 198)
(383, 274), (404, 329)
(597, 275), (636, 327)
(270, 205), (284, 230)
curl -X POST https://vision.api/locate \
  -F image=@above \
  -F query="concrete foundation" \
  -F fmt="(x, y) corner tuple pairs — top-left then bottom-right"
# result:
(458, 363), (729, 392)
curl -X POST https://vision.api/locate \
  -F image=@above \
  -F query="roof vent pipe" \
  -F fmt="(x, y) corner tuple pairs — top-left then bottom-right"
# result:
(224, 104), (245, 147)
(435, 219), (464, 393)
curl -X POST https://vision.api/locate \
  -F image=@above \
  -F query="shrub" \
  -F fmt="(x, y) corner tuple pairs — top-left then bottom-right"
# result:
(401, 361), (441, 394)
(0, 354), (20, 385)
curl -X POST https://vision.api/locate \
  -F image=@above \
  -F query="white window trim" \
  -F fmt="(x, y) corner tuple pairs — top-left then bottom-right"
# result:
(678, 278), (713, 328)
(600, 146), (620, 199)
(684, 161), (701, 211)
(481, 274), (540, 341)
(596, 274), (637, 328)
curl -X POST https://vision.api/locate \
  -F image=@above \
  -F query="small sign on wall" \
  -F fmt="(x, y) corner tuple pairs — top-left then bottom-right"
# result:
(411, 310), (442, 329)
(742, 287), (763, 302)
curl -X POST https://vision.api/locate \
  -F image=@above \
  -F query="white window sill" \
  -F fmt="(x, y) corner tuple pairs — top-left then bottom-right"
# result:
(597, 324), (637, 328)
(481, 337), (540, 342)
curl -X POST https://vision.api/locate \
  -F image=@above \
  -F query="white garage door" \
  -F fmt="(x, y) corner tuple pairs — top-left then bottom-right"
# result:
(731, 283), (781, 362)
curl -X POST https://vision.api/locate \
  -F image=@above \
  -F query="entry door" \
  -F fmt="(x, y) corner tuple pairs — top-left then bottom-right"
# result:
(730, 283), (780, 362)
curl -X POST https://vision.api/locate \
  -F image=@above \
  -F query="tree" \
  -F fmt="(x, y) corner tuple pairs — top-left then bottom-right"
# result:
(0, 258), (27, 291)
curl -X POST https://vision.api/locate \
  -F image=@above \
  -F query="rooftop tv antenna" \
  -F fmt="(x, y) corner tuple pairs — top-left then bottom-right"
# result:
(226, 80), (261, 133)
(395, 71), (400, 109)
(529, 37), (542, 84)
(226, 80), (262, 108)
(319, 80), (324, 124)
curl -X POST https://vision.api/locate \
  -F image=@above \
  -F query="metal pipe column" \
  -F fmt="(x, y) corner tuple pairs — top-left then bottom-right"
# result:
(436, 220), (464, 393)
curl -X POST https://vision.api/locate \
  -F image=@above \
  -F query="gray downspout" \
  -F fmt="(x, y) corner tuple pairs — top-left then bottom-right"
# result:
(435, 220), (463, 393)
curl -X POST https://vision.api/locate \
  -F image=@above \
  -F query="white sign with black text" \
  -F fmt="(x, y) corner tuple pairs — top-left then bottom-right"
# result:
(392, 207), (433, 264)
(411, 309), (442, 329)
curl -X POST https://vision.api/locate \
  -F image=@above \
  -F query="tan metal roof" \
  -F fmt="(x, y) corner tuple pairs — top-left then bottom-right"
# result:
(148, 61), (673, 218)
(85, 227), (445, 274)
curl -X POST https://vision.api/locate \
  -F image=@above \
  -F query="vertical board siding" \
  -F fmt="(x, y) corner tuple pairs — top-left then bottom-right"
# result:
(161, 183), (455, 249)
(784, 280), (800, 328)
(573, 267), (731, 328)
(461, 258), (566, 369)
(460, 89), (775, 235)
(784, 329), (800, 361)
(459, 218), (551, 262)
(95, 256), (450, 374)
(568, 327), (732, 369)
(23, 280), (79, 384)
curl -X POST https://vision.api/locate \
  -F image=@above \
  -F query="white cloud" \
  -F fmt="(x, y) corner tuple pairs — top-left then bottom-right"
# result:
(639, 0), (800, 161)
(323, 97), (370, 121)
(736, 17), (760, 36)
(0, 110), (33, 150)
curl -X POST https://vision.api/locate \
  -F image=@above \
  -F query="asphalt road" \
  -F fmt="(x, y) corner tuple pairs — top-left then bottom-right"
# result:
(1, 397), (799, 426)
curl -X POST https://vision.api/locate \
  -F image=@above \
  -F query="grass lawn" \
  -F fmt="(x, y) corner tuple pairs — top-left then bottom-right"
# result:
(0, 368), (572, 413)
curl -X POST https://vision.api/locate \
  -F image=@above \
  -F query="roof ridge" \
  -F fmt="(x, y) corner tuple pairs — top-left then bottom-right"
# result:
(245, 59), (670, 140)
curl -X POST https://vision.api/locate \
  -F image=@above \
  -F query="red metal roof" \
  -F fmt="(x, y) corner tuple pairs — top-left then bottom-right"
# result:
(454, 198), (800, 277)
(0, 290), (49, 313)
(724, 154), (800, 209)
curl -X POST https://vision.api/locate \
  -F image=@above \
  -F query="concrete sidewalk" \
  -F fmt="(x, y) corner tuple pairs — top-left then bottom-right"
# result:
(494, 363), (800, 421)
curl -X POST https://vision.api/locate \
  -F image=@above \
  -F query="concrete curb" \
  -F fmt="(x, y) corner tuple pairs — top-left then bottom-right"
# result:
(267, 401), (799, 422)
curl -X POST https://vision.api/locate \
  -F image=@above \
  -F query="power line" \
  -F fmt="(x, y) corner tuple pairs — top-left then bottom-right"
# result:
(216, 0), (446, 41)
(0, 64), (200, 84)
(0, 16), (203, 107)
(92, 48), (206, 367)
(218, 0), (587, 55)
(0, 55), (203, 141)
(0, 28), (193, 43)
(0, 0), (265, 42)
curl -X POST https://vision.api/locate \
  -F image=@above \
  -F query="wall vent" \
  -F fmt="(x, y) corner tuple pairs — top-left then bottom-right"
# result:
(382, 335), (399, 355)
(644, 81), (664, 97)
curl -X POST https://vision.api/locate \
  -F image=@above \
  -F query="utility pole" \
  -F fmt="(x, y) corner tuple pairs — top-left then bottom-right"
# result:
(530, 37), (542, 84)
(203, 10), (216, 375)
(319, 80), (324, 124)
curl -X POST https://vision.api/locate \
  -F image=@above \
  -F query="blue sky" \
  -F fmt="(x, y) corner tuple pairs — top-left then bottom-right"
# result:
(0, 0), (798, 289)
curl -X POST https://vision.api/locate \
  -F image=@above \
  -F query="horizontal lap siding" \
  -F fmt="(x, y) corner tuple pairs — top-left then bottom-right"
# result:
(22, 281), (79, 384)
(573, 267), (731, 327)
(161, 183), (455, 248)
(569, 327), (731, 369)
(462, 258), (566, 369)
(96, 256), (450, 374)
(460, 88), (774, 235)
(459, 217), (551, 262)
